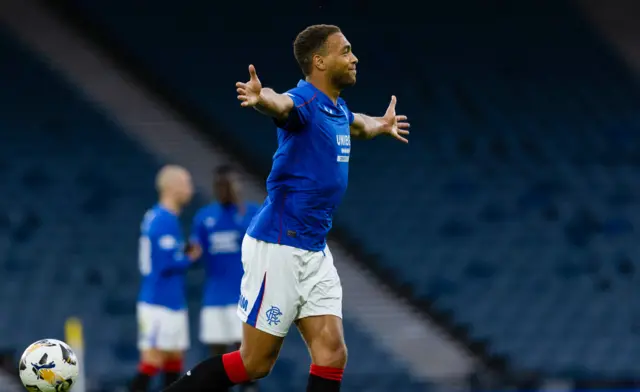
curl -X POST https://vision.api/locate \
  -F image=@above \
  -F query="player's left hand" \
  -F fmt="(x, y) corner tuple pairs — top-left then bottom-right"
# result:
(380, 95), (410, 143)
(185, 242), (202, 261)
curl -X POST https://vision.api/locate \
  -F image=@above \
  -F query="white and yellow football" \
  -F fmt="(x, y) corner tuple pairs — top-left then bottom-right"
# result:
(18, 339), (79, 392)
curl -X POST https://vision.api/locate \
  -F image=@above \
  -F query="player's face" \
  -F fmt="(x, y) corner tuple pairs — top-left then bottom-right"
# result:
(324, 33), (358, 89)
(178, 173), (194, 204)
(215, 172), (241, 205)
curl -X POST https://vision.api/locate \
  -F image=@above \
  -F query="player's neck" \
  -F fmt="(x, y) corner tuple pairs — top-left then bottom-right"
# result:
(159, 198), (182, 215)
(306, 77), (340, 104)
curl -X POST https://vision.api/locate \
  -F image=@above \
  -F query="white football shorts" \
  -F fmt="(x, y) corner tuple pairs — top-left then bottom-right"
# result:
(137, 302), (189, 351)
(237, 235), (343, 337)
(200, 305), (243, 344)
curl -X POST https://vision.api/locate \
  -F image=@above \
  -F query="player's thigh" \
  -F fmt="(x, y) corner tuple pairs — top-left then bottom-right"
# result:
(236, 236), (304, 378)
(296, 246), (346, 367)
(239, 322), (285, 379)
(296, 315), (347, 368)
(237, 235), (301, 337)
(297, 245), (343, 322)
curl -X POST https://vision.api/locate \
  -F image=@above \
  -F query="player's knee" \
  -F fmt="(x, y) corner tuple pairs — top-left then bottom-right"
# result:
(244, 360), (274, 380)
(239, 346), (278, 380)
(140, 349), (165, 368)
(314, 337), (348, 368)
(163, 350), (184, 361)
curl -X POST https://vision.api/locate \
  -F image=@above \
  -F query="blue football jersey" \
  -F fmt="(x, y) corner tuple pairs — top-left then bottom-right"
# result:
(191, 202), (259, 306)
(247, 80), (354, 251)
(137, 204), (191, 310)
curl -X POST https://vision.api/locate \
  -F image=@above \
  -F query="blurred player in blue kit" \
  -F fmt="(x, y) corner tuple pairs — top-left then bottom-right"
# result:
(131, 165), (202, 392)
(164, 24), (409, 392)
(190, 165), (259, 391)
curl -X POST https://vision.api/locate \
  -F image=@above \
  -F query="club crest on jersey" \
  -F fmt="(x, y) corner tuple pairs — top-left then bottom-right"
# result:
(204, 217), (216, 228)
(265, 306), (282, 326)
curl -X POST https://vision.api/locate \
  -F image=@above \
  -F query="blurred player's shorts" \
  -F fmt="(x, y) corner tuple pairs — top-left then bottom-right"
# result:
(200, 305), (243, 344)
(237, 235), (343, 337)
(137, 302), (190, 351)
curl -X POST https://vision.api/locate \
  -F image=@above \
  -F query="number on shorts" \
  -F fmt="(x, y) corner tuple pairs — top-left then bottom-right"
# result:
(138, 236), (152, 276)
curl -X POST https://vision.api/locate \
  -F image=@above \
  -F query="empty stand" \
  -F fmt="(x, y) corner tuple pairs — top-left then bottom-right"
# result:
(0, 23), (425, 391)
(55, 0), (640, 382)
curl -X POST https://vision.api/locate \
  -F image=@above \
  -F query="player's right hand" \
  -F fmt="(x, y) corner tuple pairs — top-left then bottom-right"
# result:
(185, 242), (202, 261)
(236, 64), (262, 108)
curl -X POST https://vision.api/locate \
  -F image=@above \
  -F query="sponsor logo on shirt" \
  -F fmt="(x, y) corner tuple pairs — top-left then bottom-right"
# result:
(336, 134), (351, 163)
(159, 235), (177, 250)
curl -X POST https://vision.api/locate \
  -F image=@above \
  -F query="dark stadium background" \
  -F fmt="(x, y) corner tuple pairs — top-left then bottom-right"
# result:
(1, 0), (640, 391)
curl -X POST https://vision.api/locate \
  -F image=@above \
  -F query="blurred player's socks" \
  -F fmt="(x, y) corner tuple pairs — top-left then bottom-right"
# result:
(307, 364), (343, 391)
(163, 359), (183, 388)
(241, 380), (260, 392)
(163, 351), (249, 391)
(130, 362), (158, 392)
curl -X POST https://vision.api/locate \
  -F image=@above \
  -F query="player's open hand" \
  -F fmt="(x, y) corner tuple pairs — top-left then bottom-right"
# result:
(381, 95), (410, 143)
(236, 64), (262, 108)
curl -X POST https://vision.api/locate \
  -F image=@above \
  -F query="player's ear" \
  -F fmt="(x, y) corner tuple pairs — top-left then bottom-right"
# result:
(313, 54), (327, 71)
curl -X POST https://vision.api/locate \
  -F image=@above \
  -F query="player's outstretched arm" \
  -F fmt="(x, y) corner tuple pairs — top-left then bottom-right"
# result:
(236, 64), (294, 121)
(351, 96), (411, 143)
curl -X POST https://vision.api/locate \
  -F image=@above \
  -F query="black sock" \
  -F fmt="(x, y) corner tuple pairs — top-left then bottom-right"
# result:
(306, 374), (341, 392)
(241, 379), (259, 392)
(163, 371), (181, 388)
(162, 355), (232, 391)
(130, 373), (152, 392)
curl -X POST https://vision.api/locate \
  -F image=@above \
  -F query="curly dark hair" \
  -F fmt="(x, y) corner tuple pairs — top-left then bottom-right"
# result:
(293, 24), (342, 76)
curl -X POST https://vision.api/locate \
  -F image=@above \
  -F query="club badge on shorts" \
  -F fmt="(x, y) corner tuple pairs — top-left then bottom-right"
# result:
(265, 306), (282, 326)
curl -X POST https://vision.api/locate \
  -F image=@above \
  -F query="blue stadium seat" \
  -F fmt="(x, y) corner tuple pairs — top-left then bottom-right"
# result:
(0, 24), (425, 391)
(55, 0), (640, 381)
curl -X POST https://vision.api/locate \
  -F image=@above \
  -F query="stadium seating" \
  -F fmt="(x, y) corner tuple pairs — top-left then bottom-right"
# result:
(57, 0), (640, 382)
(0, 26), (426, 391)
(0, 25), (160, 388)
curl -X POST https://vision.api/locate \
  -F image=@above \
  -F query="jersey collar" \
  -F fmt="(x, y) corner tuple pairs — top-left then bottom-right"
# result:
(297, 80), (344, 109)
